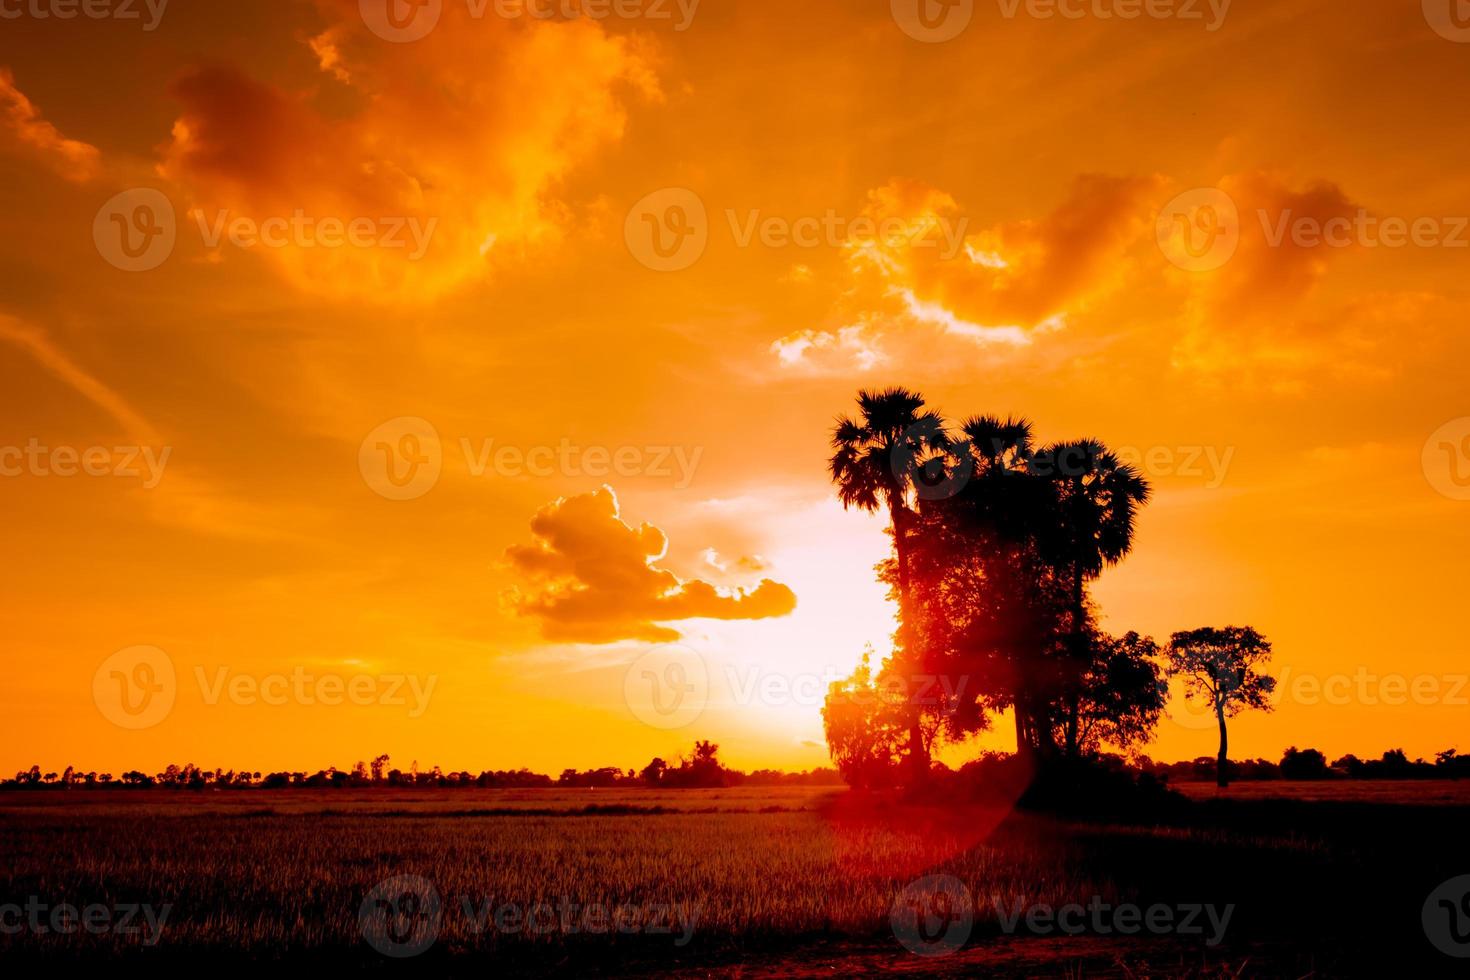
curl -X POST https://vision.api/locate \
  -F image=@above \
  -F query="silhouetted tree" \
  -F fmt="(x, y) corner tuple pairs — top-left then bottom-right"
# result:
(893, 414), (1155, 766)
(1033, 441), (1150, 756)
(1062, 631), (1167, 754)
(661, 741), (732, 788)
(830, 387), (950, 784)
(639, 758), (667, 786)
(1280, 746), (1329, 780)
(911, 415), (1052, 757)
(1166, 626), (1276, 787)
(822, 648), (907, 789)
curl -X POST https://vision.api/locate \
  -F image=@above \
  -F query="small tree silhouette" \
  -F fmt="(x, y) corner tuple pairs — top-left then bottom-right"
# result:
(1166, 626), (1276, 787)
(822, 647), (906, 789)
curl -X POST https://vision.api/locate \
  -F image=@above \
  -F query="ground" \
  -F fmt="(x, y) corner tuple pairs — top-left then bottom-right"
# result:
(1, 782), (1466, 975)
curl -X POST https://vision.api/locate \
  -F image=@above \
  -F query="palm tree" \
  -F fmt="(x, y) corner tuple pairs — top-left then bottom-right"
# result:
(829, 387), (949, 783)
(951, 415), (1046, 756)
(1037, 440), (1150, 756)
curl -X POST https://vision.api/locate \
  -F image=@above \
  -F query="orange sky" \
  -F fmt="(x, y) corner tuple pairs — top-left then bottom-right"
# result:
(2, 0), (1469, 777)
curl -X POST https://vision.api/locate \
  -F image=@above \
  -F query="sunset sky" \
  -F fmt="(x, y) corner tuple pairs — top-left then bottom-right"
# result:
(2, 0), (1469, 777)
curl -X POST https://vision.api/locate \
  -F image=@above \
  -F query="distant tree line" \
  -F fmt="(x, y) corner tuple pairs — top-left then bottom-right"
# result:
(1142, 747), (1470, 783)
(3, 744), (845, 791)
(10, 745), (1463, 791)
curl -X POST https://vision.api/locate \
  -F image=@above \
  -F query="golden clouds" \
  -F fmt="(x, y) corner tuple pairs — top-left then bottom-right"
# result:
(774, 175), (1161, 372)
(505, 487), (797, 643)
(157, 2), (659, 298)
(0, 69), (100, 182)
(890, 173), (1162, 327)
(769, 169), (1406, 381)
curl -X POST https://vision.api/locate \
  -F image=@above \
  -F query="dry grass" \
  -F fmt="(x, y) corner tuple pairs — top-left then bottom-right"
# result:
(1172, 779), (1470, 805)
(0, 788), (1117, 961)
(4, 785), (1460, 974)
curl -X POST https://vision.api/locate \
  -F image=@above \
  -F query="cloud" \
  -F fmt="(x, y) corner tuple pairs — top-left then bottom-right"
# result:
(505, 487), (797, 643)
(0, 69), (101, 182)
(701, 548), (769, 573)
(1197, 172), (1361, 321)
(888, 173), (1161, 327)
(1173, 172), (1367, 374)
(774, 175), (1159, 373)
(157, 3), (659, 298)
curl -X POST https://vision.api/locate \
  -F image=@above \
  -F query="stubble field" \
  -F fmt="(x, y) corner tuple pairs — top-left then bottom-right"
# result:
(1, 784), (1465, 975)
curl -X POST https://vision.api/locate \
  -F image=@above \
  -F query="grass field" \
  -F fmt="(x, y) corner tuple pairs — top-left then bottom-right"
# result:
(2, 783), (1467, 975)
(1174, 779), (1470, 805)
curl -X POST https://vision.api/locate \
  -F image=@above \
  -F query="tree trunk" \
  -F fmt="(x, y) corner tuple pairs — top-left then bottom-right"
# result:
(1215, 703), (1230, 788)
(1064, 559), (1085, 757)
(889, 502), (929, 786)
